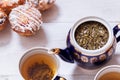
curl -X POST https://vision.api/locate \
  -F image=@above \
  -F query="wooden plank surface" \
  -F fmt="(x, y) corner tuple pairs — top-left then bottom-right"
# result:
(0, 0), (120, 80)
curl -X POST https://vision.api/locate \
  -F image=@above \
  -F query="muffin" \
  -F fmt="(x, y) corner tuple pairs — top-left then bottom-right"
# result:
(0, 9), (7, 31)
(9, 4), (42, 36)
(26, 0), (56, 11)
(0, 0), (25, 14)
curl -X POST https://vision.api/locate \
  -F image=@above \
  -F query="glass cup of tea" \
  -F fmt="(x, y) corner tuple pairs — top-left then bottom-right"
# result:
(94, 65), (120, 80)
(19, 47), (66, 80)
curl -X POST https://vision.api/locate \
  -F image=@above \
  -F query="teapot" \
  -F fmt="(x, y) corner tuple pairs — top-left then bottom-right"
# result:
(50, 16), (120, 69)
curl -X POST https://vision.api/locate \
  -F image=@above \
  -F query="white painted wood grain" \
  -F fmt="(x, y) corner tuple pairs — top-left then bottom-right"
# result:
(0, 0), (120, 80)
(43, 0), (120, 23)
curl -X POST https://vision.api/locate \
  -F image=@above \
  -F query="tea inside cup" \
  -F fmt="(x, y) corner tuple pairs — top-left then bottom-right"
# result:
(94, 65), (120, 80)
(19, 47), (59, 80)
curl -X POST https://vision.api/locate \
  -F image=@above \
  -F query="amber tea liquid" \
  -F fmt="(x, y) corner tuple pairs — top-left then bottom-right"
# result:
(98, 72), (120, 80)
(20, 53), (58, 80)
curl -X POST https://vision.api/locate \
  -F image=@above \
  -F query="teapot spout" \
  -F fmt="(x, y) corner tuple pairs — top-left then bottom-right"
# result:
(50, 48), (74, 63)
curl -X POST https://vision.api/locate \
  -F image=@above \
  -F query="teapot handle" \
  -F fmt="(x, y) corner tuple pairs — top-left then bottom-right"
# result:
(113, 24), (120, 42)
(54, 76), (66, 80)
(49, 48), (74, 63)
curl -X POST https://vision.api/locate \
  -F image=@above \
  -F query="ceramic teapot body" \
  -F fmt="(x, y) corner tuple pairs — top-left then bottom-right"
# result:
(51, 16), (120, 69)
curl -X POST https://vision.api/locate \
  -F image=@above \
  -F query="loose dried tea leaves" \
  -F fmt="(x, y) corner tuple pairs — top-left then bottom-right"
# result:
(28, 62), (54, 80)
(75, 21), (109, 50)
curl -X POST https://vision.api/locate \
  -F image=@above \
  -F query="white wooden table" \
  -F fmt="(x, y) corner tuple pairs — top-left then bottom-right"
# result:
(0, 0), (120, 80)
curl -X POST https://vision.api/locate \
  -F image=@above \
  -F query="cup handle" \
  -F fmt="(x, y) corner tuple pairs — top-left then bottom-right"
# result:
(49, 48), (74, 63)
(54, 76), (66, 80)
(113, 24), (120, 42)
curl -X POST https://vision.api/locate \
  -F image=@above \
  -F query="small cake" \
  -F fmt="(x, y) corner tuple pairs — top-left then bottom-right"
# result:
(0, 0), (25, 14)
(26, 0), (56, 11)
(9, 4), (42, 36)
(0, 9), (7, 31)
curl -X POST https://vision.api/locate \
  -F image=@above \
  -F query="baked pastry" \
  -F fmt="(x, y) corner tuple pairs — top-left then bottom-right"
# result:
(0, 9), (7, 31)
(9, 4), (42, 36)
(26, 0), (56, 11)
(0, 0), (25, 14)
